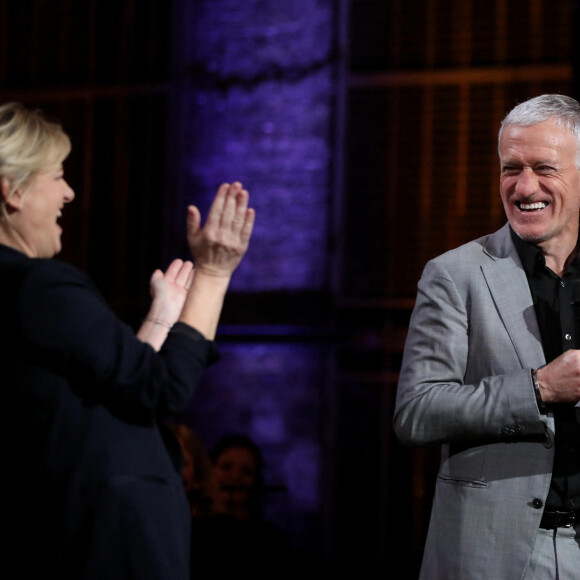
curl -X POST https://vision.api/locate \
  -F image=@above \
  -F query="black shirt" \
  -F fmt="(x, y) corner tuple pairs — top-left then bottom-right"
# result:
(511, 228), (580, 510)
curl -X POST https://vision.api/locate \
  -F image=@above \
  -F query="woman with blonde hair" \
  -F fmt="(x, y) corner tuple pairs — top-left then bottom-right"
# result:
(1, 102), (254, 579)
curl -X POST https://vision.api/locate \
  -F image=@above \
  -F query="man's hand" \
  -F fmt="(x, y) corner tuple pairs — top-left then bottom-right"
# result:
(186, 182), (254, 278)
(536, 349), (580, 403)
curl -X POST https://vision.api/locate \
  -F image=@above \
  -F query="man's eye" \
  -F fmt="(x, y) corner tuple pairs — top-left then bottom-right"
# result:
(502, 167), (518, 175)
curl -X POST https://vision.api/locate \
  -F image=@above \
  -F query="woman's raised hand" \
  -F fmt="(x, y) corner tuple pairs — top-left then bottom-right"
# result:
(177, 183), (255, 339)
(186, 182), (255, 278)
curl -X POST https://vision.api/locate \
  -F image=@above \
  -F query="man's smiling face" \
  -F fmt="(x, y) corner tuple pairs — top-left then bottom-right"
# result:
(499, 119), (580, 252)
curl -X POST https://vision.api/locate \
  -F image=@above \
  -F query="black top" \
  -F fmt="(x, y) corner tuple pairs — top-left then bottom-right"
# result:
(510, 228), (580, 510)
(1, 243), (218, 576)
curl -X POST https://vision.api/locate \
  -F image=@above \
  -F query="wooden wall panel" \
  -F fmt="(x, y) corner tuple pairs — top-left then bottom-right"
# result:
(344, 0), (574, 301)
(0, 0), (172, 325)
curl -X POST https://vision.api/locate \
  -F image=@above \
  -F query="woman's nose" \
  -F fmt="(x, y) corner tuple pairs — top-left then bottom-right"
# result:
(64, 180), (75, 202)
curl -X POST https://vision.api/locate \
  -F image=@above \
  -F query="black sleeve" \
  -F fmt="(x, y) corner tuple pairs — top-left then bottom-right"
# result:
(17, 259), (219, 417)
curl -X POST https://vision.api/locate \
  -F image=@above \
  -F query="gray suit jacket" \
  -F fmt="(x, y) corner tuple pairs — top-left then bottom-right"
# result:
(394, 223), (555, 579)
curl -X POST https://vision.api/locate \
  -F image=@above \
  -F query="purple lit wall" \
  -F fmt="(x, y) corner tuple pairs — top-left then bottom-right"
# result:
(185, 342), (328, 550)
(167, 0), (339, 554)
(169, 0), (336, 291)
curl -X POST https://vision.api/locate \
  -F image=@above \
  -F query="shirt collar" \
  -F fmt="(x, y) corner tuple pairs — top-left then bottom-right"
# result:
(509, 226), (580, 278)
(510, 226), (544, 277)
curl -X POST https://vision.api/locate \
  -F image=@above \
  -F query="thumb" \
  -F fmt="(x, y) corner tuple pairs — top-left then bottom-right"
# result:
(149, 269), (164, 298)
(187, 205), (202, 239)
(150, 269), (164, 284)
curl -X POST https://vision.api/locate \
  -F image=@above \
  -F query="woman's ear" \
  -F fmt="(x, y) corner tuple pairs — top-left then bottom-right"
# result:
(0, 176), (11, 201)
(1, 176), (23, 210)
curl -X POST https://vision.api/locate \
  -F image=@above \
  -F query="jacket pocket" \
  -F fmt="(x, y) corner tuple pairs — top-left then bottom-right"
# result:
(438, 441), (488, 485)
(437, 474), (488, 488)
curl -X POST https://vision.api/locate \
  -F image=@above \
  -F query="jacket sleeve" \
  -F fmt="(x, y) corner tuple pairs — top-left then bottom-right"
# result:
(17, 259), (218, 418)
(393, 257), (547, 446)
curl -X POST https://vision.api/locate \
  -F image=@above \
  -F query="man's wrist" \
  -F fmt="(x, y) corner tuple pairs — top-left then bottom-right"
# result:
(531, 368), (548, 413)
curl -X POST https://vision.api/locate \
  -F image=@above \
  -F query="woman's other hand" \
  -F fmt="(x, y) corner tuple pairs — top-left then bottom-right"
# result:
(137, 259), (194, 350)
(149, 259), (194, 320)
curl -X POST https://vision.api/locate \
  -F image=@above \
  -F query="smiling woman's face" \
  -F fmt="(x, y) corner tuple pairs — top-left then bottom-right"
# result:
(11, 165), (75, 258)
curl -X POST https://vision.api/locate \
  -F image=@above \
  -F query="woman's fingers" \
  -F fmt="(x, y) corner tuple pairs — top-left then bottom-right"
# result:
(164, 259), (184, 282)
(174, 260), (194, 287)
(186, 182), (254, 276)
(206, 182), (247, 232)
(219, 182), (241, 230)
(161, 259), (193, 288)
(240, 207), (255, 248)
(204, 182), (232, 232)
(230, 187), (250, 237)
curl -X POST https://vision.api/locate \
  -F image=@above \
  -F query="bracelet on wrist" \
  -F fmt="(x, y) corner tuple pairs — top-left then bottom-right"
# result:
(531, 368), (547, 414)
(145, 317), (173, 330)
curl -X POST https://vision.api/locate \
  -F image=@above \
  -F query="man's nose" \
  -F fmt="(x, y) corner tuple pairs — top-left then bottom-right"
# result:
(514, 167), (539, 196)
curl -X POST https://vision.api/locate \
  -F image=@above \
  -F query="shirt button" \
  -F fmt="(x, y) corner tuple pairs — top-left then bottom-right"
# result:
(560, 280), (566, 287)
(565, 334), (572, 341)
(532, 498), (543, 509)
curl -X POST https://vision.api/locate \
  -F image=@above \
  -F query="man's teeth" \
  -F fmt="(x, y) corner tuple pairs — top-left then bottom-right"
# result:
(519, 202), (547, 210)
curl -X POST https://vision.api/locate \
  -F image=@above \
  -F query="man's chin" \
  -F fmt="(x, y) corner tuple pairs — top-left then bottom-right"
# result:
(511, 224), (556, 245)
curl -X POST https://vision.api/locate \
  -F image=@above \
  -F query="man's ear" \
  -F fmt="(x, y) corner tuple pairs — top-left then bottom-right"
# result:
(0, 176), (23, 210)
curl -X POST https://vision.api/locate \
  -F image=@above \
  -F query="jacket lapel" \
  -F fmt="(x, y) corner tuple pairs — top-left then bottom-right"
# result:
(481, 225), (546, 369)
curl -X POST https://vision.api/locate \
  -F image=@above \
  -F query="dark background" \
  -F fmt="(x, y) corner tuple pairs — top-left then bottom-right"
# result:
(1, 0), (577, 576)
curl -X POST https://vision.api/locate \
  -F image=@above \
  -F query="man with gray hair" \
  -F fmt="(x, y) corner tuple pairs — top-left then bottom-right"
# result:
(394, 94), (580, 579)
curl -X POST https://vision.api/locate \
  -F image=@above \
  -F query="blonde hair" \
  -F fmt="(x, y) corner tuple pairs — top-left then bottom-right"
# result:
(0, 102), (71, 202)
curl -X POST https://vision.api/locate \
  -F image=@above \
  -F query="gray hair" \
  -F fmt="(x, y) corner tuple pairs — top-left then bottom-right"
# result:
(498, 94), (580, 168)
